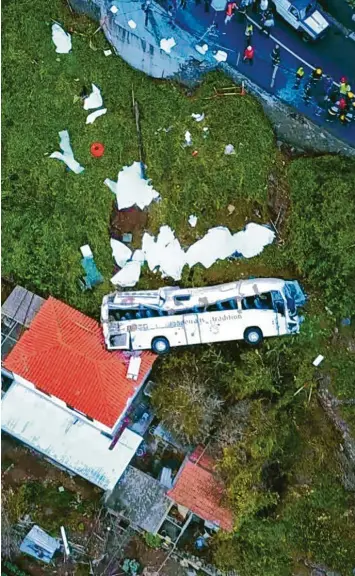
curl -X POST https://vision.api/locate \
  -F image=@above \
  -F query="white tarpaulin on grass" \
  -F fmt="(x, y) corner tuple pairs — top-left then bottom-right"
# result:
(104, 162), (160, 210)
(50, 130), (84, 174)
(111, 261), (141, 287)
(52, 24), (72, 54)
(86, 108), (107, 124)
(83, 84), (103, 110)
(109, 223), (275, 287)
(110, 238), (132, 267)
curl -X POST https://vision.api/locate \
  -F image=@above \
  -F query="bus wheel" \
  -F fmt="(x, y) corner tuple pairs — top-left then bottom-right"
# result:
(244, 327), (263, 345)
(152, 336), (170, 355)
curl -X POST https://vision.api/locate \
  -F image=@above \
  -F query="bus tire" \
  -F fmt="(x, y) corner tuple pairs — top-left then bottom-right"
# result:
(151, 336), (170, 355)
(244, 327), (263, 346)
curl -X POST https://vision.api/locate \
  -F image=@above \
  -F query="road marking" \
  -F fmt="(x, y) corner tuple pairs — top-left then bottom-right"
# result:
(271, 64), (279, 87)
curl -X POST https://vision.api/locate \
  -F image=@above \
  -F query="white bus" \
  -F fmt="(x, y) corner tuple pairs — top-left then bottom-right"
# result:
(101, 278), (306, 355)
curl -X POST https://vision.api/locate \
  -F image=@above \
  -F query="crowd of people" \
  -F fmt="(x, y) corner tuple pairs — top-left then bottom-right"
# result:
(221, 0), (354, 127)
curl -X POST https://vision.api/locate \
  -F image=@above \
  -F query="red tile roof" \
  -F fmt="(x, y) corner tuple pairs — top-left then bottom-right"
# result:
(167, 449), (234, 531)
(4, 297), (156, 428)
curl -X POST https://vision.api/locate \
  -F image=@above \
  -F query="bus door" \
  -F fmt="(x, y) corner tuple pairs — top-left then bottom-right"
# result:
(183, 313), (201, 345)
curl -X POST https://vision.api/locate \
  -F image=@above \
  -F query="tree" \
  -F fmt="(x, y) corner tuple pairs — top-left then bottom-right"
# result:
(151, 349), (223, 445)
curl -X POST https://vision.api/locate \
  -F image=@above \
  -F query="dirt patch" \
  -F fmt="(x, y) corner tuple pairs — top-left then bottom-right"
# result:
(110, 204), (148, 248)
(124, 536), (188, 576)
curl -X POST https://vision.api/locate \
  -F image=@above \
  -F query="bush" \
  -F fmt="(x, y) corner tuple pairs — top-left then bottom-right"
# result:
(286, 156), (355, 317)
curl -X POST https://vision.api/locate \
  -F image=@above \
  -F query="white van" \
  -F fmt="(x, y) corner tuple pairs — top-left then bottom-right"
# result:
(101, 278), (306, 355)
(271, 0), (329, 41)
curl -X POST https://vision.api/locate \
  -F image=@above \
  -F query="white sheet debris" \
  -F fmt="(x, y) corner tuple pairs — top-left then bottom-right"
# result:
(104, 162), (160, 210)
(104, 49), (113, 56)
(111, 261), (141, 287)
(184, 131), (192, 146)
(132, 249), (145, 264)
(195, 43), (208, 55)
(224, 144), (235, 155)
(188, 215), (198, 228)
(191, 113), (205, 122)
(80, 244), (93, 258)
(51, 24), (72, 54)
(214, 50), (228, 62)
(127, 356), (142, 380)
(83, 84), (103, 110)
(128, 19), (137, 29)
(86, 108), (107, 125)
(50, 130), (84, 174)
(160, 37), (176, 54)
(142, 226), (186, 281)
(186, 224), (275, 267)
(110, 238), (132, 267)
(110, 5), (118, 13)
(313, 355), (324, 367)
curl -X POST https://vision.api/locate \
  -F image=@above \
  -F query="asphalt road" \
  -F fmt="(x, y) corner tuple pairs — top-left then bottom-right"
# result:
(164, 0), (355, 146)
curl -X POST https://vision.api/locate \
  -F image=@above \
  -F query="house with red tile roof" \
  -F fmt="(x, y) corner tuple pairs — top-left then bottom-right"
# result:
(167, 447), (234, 532)
(1, 287), (156, 492)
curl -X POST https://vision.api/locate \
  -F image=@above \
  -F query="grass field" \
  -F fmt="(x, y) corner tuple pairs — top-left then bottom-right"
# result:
(2, 0), (285, 318)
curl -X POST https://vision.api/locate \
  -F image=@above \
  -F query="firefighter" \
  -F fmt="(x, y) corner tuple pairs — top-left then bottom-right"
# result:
(325, 104), (339, 123)
(245, 22), (253, 46)
(311, 67), (323, 84)
(294, 66), (305, 89)
(225, 0), (237, 24)
(340, 76), (351, 96)
(271, 44), (280, 66)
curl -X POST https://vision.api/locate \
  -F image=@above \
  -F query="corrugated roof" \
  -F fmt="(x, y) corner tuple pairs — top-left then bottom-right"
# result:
(3, 297), (156, 428)
(2, 382), (143, 491)
(167, 452), (234, 532)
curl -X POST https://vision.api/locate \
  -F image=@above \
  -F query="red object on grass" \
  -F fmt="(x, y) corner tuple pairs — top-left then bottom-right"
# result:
(192, 150), (199, 157)
(90, 142), (105, 157)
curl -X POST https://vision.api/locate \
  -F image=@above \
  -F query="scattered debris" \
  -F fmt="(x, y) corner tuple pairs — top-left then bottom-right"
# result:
(188, 215), (198, 228)
(20, 525), (60, 564)
(227, 204), (236, 215)
(128, 19), (137, 29)
(203, 127), (209, 138)
(58, 486), (65, 493)
(192, 150), (199, 157)
(51, 23), (72, 54)
(86, 108), (107, 125)
(341, 318), (351, 326)
(111, 260), (141, 287)
(60, 526), (70, 558)
(83, 83), (103, 110)
(142, 226), (186, 281)
(224, 144), (235, 155)
(160, 37), (176, 54)
(104, 162), (160, 210)
(184, 131), (192, 146)
(104, 49), (113, 56)
(213, 50), (227, 62)
(50, 130), (84, 174)
(313, 355), (324, 367)
(79, 245), (104, 290)
(132, 249), (145, 263)
(90, 142), (105, 157)
(195, 43), (208, 55)
(127, 356), (142, 380)
(191, 113), (205, 122)
(186, 223), (275, 267)
(155, 125), (174, 134)
(110, 5), (118, 13)
(122, 233), (133, 244)
(110, 238), (132, 267)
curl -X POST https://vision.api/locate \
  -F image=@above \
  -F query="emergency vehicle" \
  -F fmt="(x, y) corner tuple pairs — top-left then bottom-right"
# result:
(271, 0), (329, 40)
